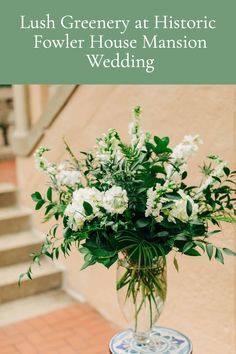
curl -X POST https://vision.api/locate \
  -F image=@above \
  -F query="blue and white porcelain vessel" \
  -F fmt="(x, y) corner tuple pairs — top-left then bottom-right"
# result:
(109, 326), (193, 354)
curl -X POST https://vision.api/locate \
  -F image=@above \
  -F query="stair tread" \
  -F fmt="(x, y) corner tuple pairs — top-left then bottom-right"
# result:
(0, 183), (16, 193)
(0, 231), (43, 251)
(0, 290), (77, 326)
(0, 206), (31, 219)
(0, 260), (62, 286)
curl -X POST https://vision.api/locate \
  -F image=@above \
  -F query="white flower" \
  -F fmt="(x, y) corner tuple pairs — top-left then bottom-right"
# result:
(171, 135), (202, 162)
(128, 112), (149, 150)
(102, 186), (128, 215)
(166, 163), (187, 182)
(166, 135), (202, 183)
(145, 182), (177, 222)
(56, 170), (81, 188)
(198, 176), (212, 192)
(168, 190), (198, 223)
(198, 158), (227, 192)
(213, 160), (227, 178)
(64, 187), (103, 231)
(95, 129), (123, 163)
(145, 187), (163, 222)
(34, 146), (57, 175)
(64, 203), (85, 231)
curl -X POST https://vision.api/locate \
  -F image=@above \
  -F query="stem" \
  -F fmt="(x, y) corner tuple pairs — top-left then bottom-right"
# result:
(117, 261), (166, 334)
(148, 295), (153, 328)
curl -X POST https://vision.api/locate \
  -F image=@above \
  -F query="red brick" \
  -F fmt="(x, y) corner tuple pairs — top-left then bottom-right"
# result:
(0, 159), (17, 184)
(0, 303), (119, 354)
(15, 341), (38, 354)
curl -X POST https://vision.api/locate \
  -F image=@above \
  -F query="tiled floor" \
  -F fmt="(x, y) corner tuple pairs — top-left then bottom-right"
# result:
(0, 302), (119, 354)
(0, 159), (17, 184)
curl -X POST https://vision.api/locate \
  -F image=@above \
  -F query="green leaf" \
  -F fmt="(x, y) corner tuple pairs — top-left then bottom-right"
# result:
(135, 218), (150, 228)
(153, 136), (172, 154)
(173, 256), (179, 272)
(215, 248), (224, 264)
(31, 191), (42, 202)
(18, 273), (25, 287)
(182, 171), (187, 180)
(63, 227), (72, 239)
(184, 248), (201, 256)
(186, 200), (192, 217)
(206, 230), (221, 237)
(44, 251), (53, 260)
(214, 214), (236, 224)
(212, 176), (221, 183)
(223, 167), (230, 176)
(98, 254), (118, 268)
(151, 165), (166, 175)
(44, 203), (55, 215)
(79, 246), (89, 254)
(35, 200), (45, 210)
(81, 257), (96, 270)
(154, 136), (162, 146)
(83, 201), (93, 216)
(183, 242), (194, 253)
(47, 187), (52, 202)
(175, 234), (188, 241)
(162, 136), (170, 146)
(207, 155), (219, 160)
(156, 231), (169, 237)
(55, 248), (59, 259)
(165, 193), (181, 200)
(223, 248), (236, 256)
(133, 105), (141, 117)
(206, 243), (214, 260)
(194, 241), (205, 252)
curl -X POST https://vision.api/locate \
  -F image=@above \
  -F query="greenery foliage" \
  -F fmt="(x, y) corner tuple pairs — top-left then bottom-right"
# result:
(19, 107), (236, 285)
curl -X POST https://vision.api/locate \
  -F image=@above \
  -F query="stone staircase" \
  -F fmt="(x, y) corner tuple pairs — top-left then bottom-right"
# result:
(0, 183), (76, 325)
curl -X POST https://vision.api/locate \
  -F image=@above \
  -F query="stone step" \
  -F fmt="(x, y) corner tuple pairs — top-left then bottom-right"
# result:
(0, 146), (14, 161)
(0, 231), (43, 267)
(0, 207), (32, 236)
(0, 260), (62, 303)
(0, 183), (17, 207)
(0, 290), (77, 326)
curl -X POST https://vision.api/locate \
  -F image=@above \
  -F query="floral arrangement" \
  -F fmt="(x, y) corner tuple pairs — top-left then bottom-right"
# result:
(19, 106), (236, 286)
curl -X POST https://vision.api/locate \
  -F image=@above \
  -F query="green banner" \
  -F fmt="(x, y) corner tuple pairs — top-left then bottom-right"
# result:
(0, 0), (235, 84)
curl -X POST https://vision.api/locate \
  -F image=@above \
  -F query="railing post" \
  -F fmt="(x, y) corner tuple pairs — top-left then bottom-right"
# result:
(13, 85), (30, 134)
(11, 85), (31, 155)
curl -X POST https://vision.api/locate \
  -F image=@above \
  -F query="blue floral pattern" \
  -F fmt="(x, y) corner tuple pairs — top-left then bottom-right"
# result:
(109, 327), (192, 354)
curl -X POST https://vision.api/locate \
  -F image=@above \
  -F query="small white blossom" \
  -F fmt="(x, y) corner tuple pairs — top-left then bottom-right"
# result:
(102, 186), (128, 215)
(95, 129), (123, 163)
(166, 135), (202, 183)
(34, 146), (57, 175)
(145, 183), (174, 222)
(168, 190), (198, 223)
(56, 170), (81, 188)
(212, 159), (227, 178)
(198, 158), (227, 192)
(128, 111), (149, 150)
(166, 163), (187, 182)
(65, 187), (103, 231)
(171, 135), (202, 162)
(145, 187), (163, 222)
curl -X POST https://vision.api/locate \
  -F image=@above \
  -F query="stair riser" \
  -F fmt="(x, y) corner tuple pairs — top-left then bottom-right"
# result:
(0, 215), (31, 236)
(0, 192), (17, 208)
(0, 272), (62, 303)
(0, 242), (42, 267)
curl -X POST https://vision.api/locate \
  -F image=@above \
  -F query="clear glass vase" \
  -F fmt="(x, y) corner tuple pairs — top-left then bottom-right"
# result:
(116, 257), (167, 348)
